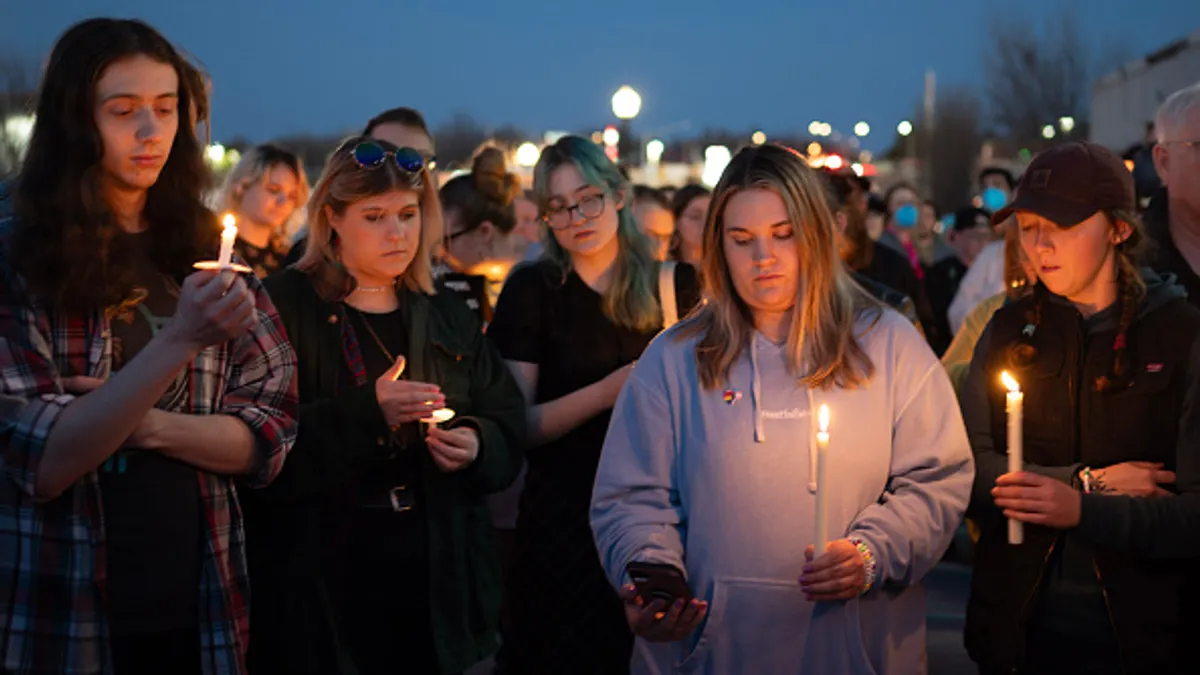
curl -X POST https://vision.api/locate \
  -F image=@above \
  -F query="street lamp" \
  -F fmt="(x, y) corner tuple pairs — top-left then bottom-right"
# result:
(646, 139), (665, 164)
(808, 120), (823, 136)
(611, 86), (641, 165)
(1059, 116), (1076, 133)
(818, 123), (832, 137)
(515, 142), (540, 168)
(751, 130), (767, 145)
(897, 120), (913, 137)
(206, 143), (226, 164)
(854, 121), (870, 137)
(702, 145), (732, 188)
(1042, 124), (1056, 140)
(611, 85), (642, 120)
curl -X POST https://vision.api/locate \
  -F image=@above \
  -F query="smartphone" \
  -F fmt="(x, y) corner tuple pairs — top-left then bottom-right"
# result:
(626, 561), (694, 606)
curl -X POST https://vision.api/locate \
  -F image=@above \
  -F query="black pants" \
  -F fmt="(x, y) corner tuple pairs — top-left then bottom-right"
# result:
(345, 507), (461, 675)
(491, 527), (517, 675)
(110, 627), (201, 675)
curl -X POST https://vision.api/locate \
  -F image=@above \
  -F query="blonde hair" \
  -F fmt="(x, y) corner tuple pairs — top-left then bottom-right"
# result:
(296, 136), (442, 294)
(680, 144), (882, 390)
(217, 144), (311, 238)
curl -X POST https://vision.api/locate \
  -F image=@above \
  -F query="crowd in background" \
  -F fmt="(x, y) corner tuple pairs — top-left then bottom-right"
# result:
(2, 15), (1200, 675)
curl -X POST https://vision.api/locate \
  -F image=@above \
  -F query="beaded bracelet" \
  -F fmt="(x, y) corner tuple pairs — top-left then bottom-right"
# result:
(847, 536), (878, 595)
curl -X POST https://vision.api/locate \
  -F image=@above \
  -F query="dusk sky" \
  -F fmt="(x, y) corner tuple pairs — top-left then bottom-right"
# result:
(3, 0), (1198, 152)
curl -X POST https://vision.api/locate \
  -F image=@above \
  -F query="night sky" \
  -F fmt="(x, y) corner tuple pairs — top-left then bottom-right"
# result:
(3, 0), (1198, 152)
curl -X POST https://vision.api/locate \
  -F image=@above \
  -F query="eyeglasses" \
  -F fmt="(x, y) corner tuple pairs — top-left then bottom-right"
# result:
(543, 193), (607, 230)
(351, 142), (425, 175)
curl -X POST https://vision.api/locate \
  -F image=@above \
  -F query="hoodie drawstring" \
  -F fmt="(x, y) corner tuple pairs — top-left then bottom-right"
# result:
(751, 337), (765, 443)
(806, 388), (819, 493)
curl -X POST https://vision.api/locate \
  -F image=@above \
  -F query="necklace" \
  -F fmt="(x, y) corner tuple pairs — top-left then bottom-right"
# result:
(352, 284), (391, 293)
(348, 305), (398, 364)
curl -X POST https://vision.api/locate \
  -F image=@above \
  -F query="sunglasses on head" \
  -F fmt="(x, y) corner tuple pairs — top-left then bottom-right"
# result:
(351, 141), (425, 175)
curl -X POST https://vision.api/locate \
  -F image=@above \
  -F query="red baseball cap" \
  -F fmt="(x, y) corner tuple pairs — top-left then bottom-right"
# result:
(993, 141), (1135, 228)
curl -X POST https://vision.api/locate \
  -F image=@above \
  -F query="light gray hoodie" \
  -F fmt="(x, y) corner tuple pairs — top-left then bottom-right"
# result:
(591, 308), (973, 675)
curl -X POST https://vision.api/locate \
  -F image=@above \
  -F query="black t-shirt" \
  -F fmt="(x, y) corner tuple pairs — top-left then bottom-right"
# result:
(343, 303), (423, 499)
(100, 234), (201, 635)
(860, 242), (938, 346)
(234, 236), (291, 279)
(487, 260), (701, 518)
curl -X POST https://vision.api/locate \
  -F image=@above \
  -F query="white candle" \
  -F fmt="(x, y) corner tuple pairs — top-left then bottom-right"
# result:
(814, 404), (830, 555)
(1001, 371), (1024, 545)
(217, 213), (238, 268)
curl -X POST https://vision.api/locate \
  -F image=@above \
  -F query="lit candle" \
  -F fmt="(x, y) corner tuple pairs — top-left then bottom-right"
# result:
(814, 404), (830, 554)
(1000, 371), (1024, 545)
(217, 213), (238, 268)
(423, 407), (456, 431)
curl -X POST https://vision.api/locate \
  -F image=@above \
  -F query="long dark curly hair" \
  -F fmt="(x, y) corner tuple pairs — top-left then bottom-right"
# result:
(9, 18), (217, 314)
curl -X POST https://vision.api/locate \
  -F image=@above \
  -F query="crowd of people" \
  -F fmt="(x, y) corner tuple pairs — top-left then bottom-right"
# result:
(1, 15), (1200, 675)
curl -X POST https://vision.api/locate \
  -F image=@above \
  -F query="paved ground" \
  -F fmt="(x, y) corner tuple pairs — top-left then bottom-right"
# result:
(467, 561), (975, 674)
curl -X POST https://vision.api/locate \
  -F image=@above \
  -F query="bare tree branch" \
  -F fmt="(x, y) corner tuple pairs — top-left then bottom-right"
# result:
(983, 7), (1090, 147)
(927, 87), (984, 211)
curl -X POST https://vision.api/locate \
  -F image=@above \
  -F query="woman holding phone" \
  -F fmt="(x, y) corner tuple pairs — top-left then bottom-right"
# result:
(590, 144), (973, 674)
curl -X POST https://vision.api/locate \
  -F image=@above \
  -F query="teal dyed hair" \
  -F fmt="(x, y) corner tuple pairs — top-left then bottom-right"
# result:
(533, 135), (662, 332)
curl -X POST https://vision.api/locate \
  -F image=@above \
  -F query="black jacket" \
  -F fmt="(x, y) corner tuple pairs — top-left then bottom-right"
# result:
(1144, 188), (1200, 307)
(243, 266), (526, 675)
(852, 271), (923, 333)
(858, 241), (938, 348)
(962, 272), (1200, 675)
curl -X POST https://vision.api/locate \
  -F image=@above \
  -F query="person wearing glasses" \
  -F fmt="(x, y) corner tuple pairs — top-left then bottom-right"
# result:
(487, 135), (702, 674)
(1146, 83), (1200, 308)
(244, 137), (526, 675)
(284, 106), (437, 267)
(437, 146), (528, 323)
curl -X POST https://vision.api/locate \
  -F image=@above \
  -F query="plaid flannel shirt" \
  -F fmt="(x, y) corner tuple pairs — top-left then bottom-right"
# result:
(0, 214), (299, 674)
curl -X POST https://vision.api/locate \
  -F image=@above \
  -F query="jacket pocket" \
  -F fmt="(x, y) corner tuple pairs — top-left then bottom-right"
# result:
(839, 596), (880, 675)
(430, 339), (476, 409)
(674, 577), (810, 675)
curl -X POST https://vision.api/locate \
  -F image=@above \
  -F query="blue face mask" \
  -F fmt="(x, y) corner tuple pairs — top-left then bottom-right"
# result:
(894, 204), (919, 229)
(982, 187), (1009, 213)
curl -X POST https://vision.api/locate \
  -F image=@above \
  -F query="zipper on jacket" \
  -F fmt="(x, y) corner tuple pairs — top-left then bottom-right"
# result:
(1018, 538), (1058, 637)
(1093, 559), (1126, 674)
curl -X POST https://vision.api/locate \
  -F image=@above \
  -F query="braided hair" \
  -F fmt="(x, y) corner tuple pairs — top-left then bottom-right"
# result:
(1009, 209), (1147, 392)
(1094, 209), (1147, 392)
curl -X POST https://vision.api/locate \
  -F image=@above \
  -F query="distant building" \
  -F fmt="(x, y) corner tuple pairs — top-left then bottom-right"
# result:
(1091, 27), (1200, 151)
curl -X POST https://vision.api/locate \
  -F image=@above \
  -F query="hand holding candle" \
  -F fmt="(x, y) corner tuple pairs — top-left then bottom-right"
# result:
(1000, 371), (1024, 545)
(814, 404), (830, 554)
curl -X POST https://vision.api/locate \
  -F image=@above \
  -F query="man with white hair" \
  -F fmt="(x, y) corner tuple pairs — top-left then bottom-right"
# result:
(1148, 82), (1200, 304)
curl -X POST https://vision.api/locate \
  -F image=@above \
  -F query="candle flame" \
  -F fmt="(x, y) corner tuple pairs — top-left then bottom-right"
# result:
(221, 212), (237, 233)
(1000, 370), (1020, 393)
(818, 404), (830, 433)
(427, 408), (456, 424)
